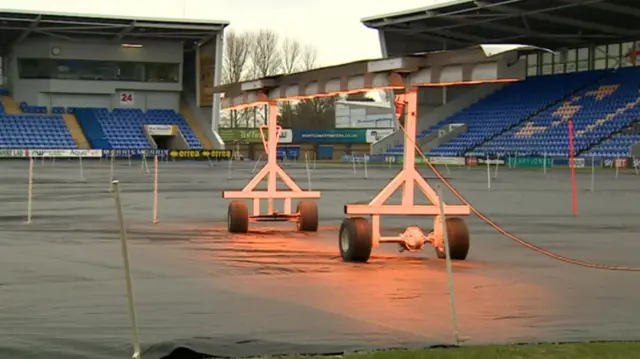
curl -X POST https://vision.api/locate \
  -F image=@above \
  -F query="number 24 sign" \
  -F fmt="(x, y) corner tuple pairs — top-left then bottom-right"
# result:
(119, 92), (135, 105)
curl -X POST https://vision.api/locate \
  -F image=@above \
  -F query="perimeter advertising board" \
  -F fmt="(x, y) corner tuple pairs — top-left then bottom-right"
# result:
(0, 149), (27, 157)
(168, 149), (233, 160)
(219, 128), (293, 143)
(101, 149), (233, 160)
(29, 149), (102, 158)
(506, 156), (553, 168)
(293, 129), (367, 144)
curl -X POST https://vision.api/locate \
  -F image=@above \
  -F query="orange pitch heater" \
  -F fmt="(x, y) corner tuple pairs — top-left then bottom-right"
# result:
(223, 96), (321, 233)
(340, 87), (471, 262)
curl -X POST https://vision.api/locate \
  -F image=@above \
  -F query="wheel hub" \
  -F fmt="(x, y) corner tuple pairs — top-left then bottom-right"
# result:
(399, 226), (428, 252)
(340, 229), (350, 251)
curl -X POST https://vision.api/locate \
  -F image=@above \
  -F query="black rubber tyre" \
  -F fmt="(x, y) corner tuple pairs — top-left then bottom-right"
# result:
(296, 201), (318, 232)
(339, 217), (372, 263)
(435, 217), (470, 260)
(227, 201), (249, 233)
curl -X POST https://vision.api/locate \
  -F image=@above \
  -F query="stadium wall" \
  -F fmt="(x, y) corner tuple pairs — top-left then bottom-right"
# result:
(418, 85), (480, 120)
(7, 39), (182, 111)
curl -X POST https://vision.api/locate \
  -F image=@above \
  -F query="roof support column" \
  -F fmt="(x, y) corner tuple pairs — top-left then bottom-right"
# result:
(378, 30), (399, 131)
(211, 29), (225, 144)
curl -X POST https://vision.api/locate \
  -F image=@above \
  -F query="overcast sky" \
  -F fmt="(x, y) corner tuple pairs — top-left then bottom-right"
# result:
(4, 0), (455, 66)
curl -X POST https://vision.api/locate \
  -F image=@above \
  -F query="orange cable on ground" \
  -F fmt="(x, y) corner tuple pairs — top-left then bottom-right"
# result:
(394, 121), (640, 272)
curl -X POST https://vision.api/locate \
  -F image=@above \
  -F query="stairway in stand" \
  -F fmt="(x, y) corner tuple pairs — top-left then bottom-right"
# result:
(180, 101), (213, 148)
(63, 113), (90, 149)
(1, 96), (21, 114)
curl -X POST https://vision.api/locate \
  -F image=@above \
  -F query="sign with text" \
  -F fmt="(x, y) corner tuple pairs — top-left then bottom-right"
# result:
(103, 149), (168, 158)
(218, 128), (293, 143)
(293, 129), (367, 144)
(28, 149), (101, 158)
(603, 158), (628, 168)
(477, 157), (505, 166)
(119, 92), (135, 105)
(427, 156), (466, 166)
(570, 158), (585, 168)
(553, 157), (601, 167)
(0, 149), (27, 158)
(507, 156), (553, 168)
(168, 149), (233, 160)
(146, 124), (176, 136)
(366, 129), (394, 143)
(69, 149), (102, 158)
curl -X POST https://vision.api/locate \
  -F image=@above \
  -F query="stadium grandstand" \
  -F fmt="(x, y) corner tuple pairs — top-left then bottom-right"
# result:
(359, 0), (640, 160)
(0, 9), (228, 156)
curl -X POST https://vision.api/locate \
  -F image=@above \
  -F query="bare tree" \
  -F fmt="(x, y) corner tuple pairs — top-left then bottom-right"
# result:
(300, 43), (318, 71)
(222, 29), (251, 84)
(246, 29), (283, 126)
(221, 29), (252, 127)
(249, 29), (282, 78)
(281, 37), (302, 73)
(219, 29), (325, 129)
(292, 43), (335, 129)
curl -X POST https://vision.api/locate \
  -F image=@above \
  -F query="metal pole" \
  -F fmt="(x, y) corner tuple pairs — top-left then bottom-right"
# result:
(153, 156), (159, 224)
(26, 157), (34, 224)
(111, 181), (143, 359)
(437, 184), (461, 346)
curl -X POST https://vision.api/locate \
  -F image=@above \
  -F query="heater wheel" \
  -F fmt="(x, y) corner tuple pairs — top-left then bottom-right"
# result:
(339, 217), (372, 263)
(434, 217), (470, 260)
(227, 201), (249, 233)
(297, 201), (318, 232)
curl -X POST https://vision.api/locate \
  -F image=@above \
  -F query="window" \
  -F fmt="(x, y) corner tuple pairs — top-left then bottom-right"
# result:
(595, 45), (607, 59)
(606, 43), (621, 68)
(115, 62), (144, 82)
(17, 58), (179, 83)
(553, 53), (564, 74)
(527, 65), (537, 77)
(54, 59), (114, 80)
(18, 59), (54, 79)
(577, 47), (589, 61)
(541, 52), (552, 75)
(608, 43), (620, 57)
(621, 42), (636, 67)
(527, 53), (537, 66)
(145, 63), (180, 83)
(564, 49), (576, 73)
(594, 58), (607, 70)
(577, 59), (589, 72)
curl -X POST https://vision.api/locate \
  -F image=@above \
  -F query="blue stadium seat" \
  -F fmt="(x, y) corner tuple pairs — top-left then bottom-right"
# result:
(585, 133), (640, 158)
(20, 101), (48, 114)
(0, 115), (77, 149)
(74, 107), (202, 149)
(384, 70), (608, 157)
(473, 67), (640, 158)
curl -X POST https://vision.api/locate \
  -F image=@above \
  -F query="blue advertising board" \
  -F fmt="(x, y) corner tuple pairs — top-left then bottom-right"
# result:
(277, 146), (301, 160)
(318, 145), (334, 160)
(292, 129), (367, 144)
